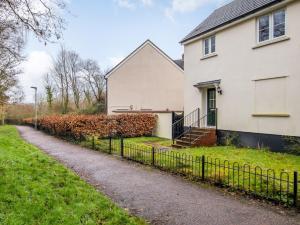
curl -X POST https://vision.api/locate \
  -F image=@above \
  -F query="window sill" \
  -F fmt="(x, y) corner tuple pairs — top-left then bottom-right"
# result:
(252, 113), (290, 118)
(252, 36), (290, 49)
(201, 53), (218, 60)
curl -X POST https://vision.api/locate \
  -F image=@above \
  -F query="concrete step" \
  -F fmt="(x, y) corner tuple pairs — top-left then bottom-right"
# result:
(175, 140), (194, 147)
(181, 133), (199, 139)
(173, 128), (217, 148)
(171, 144), (187, 149)
(180, 137), (199, 142)
(189, 131), (205, 136)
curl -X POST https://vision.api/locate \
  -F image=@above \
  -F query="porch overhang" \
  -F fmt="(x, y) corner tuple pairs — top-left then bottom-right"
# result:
(193, 79), (221, 88)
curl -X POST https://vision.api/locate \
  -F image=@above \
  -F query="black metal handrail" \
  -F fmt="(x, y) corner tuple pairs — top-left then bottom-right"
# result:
(172, 108), (200, 143)
(172, 107), (218, 146)
(191, 114), (208, 145)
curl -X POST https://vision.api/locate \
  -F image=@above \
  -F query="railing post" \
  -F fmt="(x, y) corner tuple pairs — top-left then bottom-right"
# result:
(109, 136), (112, 154)
(120, 137), (124, 157)
(172, 126), (175, 144)
(197, 108), (200, 128)
(294, 171), (298, 207)
(189, 126), (192, 146)
(152, 147), (155, 166)
(215, 108), (218, 133)
(202, 155), (205, 180)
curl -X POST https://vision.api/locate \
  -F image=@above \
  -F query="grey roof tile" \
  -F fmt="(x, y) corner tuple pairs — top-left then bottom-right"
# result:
(174, 59), (184, 70)
(181, 0), (283, 43)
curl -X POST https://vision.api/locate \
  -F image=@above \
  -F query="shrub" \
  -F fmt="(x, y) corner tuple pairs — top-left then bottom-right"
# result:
(283, 136), (300, 155)
(23, 114), (157, 138)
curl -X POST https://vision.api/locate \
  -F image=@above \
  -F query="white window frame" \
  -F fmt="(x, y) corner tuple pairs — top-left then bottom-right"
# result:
(203, 36), (216, 56)
(256, 9), (286, 43)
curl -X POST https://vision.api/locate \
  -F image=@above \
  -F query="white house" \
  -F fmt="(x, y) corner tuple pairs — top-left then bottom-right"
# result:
(178, 0), (300, 151)
(105, 40), (184, 139)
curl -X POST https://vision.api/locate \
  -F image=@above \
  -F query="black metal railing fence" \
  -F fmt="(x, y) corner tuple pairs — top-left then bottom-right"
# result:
(85, 136), (299, 208)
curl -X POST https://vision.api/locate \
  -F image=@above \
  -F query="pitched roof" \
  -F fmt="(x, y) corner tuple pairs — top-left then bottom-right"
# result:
(174, 59), (184, 70)
(181, 0), (283, 43)
(105, 40), (184, 79)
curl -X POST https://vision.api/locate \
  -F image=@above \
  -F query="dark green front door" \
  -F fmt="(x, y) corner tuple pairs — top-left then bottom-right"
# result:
(207, 88), (216, 127)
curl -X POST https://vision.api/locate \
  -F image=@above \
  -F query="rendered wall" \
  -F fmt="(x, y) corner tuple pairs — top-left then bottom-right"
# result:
(184, 1), (300, 137)
(107, 43), (184, 114)
(153, 113), (173, 139)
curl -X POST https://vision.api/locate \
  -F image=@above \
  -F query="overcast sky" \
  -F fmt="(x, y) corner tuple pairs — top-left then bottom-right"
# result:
(20, 0), (231, 103)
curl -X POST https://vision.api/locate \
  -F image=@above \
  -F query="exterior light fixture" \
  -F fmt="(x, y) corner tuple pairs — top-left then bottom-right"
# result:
(217, 85), (223, 95)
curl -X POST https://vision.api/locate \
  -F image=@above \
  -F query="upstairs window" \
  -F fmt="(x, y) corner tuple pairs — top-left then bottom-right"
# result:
(203, 36), (216, 55)
(273, 10), (286, 38)
(258, 9), (286, 43)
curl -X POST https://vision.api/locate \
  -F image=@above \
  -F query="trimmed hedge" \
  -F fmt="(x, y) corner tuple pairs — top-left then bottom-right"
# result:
(23, 114), (157, 138)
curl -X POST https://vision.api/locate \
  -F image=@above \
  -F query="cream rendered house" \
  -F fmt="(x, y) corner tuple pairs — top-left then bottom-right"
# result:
(106, 40), (184, 139)
(179, 0), (300, 151)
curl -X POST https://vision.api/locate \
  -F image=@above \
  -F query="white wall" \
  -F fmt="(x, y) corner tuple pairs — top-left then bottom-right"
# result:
(184, 1), (300, 136)
(153, 113), (173, 139)
(107, 42), (184, 114)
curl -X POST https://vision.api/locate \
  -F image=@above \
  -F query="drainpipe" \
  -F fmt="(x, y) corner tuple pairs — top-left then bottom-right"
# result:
(105, 77), (108, 115)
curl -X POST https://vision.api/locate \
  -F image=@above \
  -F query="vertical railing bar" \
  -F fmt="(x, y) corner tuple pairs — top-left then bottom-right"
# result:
(293, 171), (298, 207)
(202, 155), (205, 181)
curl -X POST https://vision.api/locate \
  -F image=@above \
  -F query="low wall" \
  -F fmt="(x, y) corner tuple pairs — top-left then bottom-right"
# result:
(153, 113), (173, 139)
(218, 130), (300, 155)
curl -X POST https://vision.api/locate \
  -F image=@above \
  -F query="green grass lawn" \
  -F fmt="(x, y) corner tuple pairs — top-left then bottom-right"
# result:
(123, 136), (300, 174)
(0, 126), (146, 225)
(124, 136), (172, 148)
(175, 146), (300, 174)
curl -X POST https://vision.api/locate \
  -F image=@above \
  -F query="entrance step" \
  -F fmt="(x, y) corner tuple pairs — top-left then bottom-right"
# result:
(173, 128), (217, 149)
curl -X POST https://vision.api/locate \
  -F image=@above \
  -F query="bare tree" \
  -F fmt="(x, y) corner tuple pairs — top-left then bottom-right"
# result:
(67, 51), (82, 110)
(44, 73), (54, 111)
(81, 59), (106, 108)
(0, 0), (67, 106)
(0, 23), (23, 104)
(83, 85), (92, 106)
(51, 46), (69, 113)
(0, 53), (22, 103)
(1, 0), (66, 42)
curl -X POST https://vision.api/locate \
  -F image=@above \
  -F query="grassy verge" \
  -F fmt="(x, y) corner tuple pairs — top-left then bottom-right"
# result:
(0, 126), (146, 225)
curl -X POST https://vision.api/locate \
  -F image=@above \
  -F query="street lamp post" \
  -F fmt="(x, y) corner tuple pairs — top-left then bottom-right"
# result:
(31, 86), (37, 130)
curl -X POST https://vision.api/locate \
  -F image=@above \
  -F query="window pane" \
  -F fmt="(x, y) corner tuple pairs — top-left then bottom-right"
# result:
(259, 29), (269, 42)
(274, 10), (285, 26)
(274, 24), (285, 38)
(259, 15), (270, 42)
(211, 36), (216, 53)
(204, 39), (209, 55)
(273, 10), (285, 38)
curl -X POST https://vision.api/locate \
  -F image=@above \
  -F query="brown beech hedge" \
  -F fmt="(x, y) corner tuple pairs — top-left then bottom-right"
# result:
(23, 114), (157, 138)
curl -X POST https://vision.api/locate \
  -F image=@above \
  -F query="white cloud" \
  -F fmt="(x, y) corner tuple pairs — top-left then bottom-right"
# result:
(165, 0), (231, 21)
(19, 51), (53, 103)
(114, 0), (153, 10)
(115, 0), (136, 10)
(140, 0), (153, 6)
